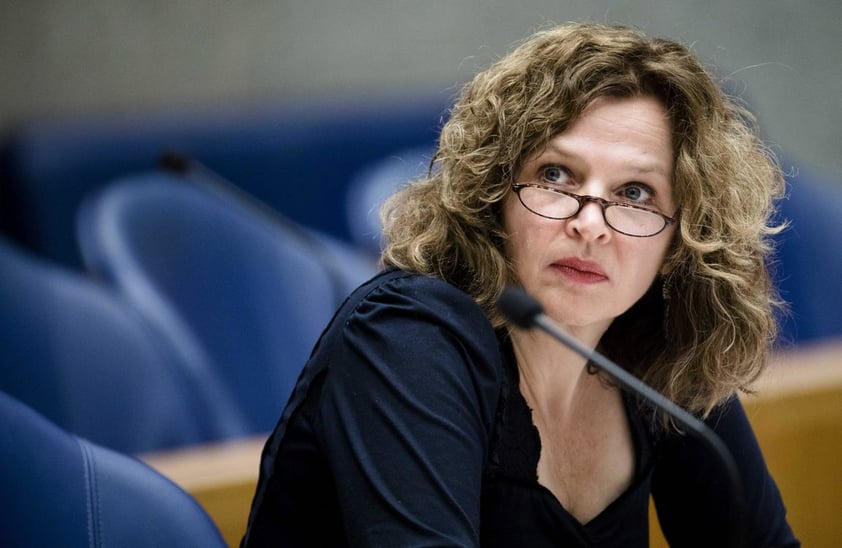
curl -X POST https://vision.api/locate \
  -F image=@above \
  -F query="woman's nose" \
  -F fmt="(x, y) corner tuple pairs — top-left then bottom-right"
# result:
(566, 200), (611, 241)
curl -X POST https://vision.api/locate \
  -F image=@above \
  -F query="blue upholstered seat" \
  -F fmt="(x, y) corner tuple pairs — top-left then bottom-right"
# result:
(772, 169), (842, 346)
(77, 171), (378, 434)
(345, 145), (434, 255)
(0, 390), (226, 547)
(0, 96), (448, 267)
(0, 237), (244, 453)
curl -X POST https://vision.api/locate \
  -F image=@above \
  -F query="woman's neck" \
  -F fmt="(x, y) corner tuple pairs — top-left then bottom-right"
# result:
(510, 326), (608, 421)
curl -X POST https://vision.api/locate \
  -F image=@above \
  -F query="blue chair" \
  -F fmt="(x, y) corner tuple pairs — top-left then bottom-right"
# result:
(77, 171), (378, 434)
(0, 95), (448, 268)
(0, 390), (226, 547)
(0, 237), (245, 453)
(345, 145), (434, 255)
(773, 169), (842, 346)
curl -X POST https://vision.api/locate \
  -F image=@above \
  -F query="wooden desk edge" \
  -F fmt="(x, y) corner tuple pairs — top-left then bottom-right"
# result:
(142, 435), (268, 491)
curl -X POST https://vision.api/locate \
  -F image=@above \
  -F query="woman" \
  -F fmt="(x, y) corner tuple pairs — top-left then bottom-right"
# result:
(242, 23), (798, 546)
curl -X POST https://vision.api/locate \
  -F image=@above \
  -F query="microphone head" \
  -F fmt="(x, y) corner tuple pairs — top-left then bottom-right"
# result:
(158, 151), (192, 174)
(498, 286), (544, 328)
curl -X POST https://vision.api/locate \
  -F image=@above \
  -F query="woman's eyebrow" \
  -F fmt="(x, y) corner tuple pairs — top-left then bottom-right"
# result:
(539, 141), (669, 178)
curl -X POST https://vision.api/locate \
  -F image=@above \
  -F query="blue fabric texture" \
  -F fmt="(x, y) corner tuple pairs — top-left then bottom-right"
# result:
(0, 390), (226, 547)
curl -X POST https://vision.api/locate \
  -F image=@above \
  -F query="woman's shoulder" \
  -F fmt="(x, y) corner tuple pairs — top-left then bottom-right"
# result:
(319, 267), (503, 378)
(313, 267), (505, 430)
(350, 267), (477, 302)
(341, 268), (494, 332)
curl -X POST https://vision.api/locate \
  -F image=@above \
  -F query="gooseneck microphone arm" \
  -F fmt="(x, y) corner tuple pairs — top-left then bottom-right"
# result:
(498, 286), (747, 548)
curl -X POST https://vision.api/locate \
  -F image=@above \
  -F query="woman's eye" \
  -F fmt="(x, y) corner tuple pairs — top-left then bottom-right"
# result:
(620, 183), (654, 204)
(540, 166), (569, 185)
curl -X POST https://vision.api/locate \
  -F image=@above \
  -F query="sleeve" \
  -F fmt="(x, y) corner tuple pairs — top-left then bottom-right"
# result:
(314, 275), (503, 547)
(652, 395), (800, 547)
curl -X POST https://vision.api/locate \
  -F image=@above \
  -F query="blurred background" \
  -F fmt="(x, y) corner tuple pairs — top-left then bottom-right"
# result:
(2, 2), (841, 546)
(2, 0), (841, 183)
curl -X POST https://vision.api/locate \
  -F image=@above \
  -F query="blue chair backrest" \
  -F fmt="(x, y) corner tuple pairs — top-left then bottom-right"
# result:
(77, 171), (378, 433)
(0, 237), (245, 453)
(0, 95), (448, 268)
(0, 390), (226, 547)
(773, 169), (842, 346)
(345, 145), (435, 255)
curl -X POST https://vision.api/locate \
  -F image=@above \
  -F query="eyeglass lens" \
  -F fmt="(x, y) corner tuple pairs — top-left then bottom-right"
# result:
(517, 185), (667, 236)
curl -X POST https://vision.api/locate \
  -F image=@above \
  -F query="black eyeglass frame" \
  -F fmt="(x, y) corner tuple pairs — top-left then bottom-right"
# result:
(511, 182), (678, 238)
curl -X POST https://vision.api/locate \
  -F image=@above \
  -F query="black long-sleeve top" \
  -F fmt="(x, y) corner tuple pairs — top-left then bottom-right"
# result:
(242, 269), (798, 547)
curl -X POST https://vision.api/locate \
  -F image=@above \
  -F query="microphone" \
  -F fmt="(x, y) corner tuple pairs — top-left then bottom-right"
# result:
(498, 286), (747, 547)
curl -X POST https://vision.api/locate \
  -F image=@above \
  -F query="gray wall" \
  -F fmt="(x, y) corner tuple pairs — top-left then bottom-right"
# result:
(2, 0), (840, 182)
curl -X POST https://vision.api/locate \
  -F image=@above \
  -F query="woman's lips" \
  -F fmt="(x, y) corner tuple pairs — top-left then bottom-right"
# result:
(551, 258), (609, 284)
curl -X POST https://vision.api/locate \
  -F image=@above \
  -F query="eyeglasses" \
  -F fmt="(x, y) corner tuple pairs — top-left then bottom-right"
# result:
(511, 183), (677, 237)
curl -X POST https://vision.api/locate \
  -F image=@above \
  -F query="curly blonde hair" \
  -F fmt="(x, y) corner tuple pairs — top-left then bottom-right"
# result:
(380, 22), (785, 419)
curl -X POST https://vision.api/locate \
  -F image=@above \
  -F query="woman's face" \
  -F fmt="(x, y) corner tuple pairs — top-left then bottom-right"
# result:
(503, 95), (677, 340)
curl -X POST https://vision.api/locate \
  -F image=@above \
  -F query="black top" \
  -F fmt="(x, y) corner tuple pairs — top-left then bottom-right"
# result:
(242, 269), (798, 547)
